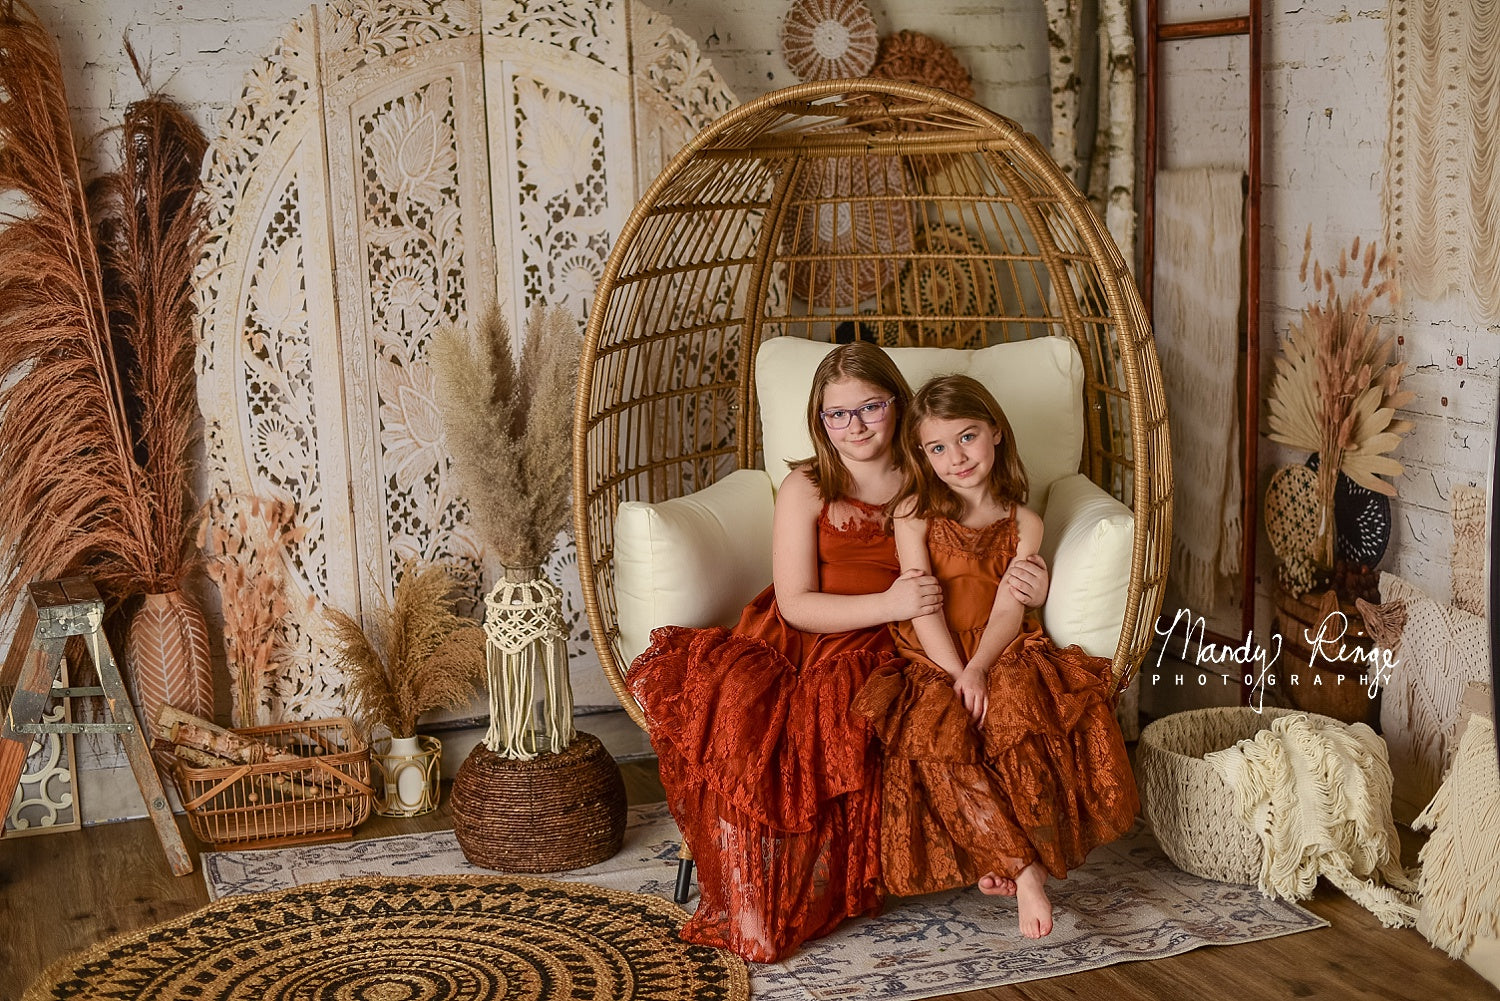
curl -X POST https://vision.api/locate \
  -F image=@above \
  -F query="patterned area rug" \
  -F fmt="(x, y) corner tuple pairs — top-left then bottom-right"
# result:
(203, 803), (1327, 1000)
(24, 873), (748, 1001)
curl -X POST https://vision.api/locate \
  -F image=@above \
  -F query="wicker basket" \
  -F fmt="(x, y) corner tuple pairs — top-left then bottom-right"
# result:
(1136, 706), (1309, 884)
(450, 730), (627, 873)
(173, 717), (373, 849)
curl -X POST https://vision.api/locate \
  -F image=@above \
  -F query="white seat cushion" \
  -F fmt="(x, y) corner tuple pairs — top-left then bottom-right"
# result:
(755, 336), (1086, 501)
(1038, 472), (1135, 659)
(613, 468), (775, 667)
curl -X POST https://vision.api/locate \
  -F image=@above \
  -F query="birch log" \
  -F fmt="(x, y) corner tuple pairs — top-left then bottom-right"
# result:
(1045, 0), (1083, 183)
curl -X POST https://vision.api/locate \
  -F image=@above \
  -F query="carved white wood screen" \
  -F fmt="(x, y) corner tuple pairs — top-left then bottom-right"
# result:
(196, 0), (735, 723)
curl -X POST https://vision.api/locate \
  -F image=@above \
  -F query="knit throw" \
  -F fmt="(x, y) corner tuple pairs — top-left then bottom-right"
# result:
(1152, 168), (1243, 610)
(1415, 713), (1500, 957)
(1384, 0), (1500, 320)
(1205, 712), (1420, 928)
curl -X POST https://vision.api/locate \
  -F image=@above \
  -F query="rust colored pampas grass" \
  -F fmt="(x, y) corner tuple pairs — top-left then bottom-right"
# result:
(0, 8), (207, 615)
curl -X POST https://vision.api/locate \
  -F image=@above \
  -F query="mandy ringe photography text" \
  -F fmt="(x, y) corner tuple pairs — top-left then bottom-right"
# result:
(1151, 608), (1398, 711)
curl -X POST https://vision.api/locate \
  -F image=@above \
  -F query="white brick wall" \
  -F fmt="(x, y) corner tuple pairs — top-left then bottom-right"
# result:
(20, 0), (1495, 625)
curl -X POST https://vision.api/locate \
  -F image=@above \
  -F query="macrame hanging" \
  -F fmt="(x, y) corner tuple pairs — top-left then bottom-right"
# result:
(868, 30), (973, 103)
(482, 569), (575, 761)
(1384, 0), (1500, 320)
(780, 0), (879, 82)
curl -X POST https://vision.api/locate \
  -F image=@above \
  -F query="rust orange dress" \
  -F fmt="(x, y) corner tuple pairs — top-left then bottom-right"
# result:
(853, 510), (1139, 896)
(625, 497), (899, 962)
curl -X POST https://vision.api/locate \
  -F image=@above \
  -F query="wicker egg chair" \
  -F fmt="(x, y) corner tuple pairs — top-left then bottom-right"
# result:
(574, 79), (1171, 731)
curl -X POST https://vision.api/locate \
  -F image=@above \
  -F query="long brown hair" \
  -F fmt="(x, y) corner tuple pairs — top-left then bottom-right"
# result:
(790, 342), (914, 500)
(896, 374), (1028, 520)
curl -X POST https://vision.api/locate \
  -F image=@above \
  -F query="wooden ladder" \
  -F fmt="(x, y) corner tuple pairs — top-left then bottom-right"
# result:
(0, 577), (193, 875)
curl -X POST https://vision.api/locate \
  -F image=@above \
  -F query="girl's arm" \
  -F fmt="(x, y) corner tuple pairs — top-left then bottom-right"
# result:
(773, 472), (942, 633)
(892, 514), (966, 678)
(964, 506), (1045, 678)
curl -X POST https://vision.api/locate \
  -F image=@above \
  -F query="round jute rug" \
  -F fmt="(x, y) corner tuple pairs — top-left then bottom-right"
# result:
(23, 875), (749, 1001)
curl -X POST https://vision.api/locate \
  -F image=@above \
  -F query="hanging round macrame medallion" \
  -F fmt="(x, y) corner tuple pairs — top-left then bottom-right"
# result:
(781, 0), (879, 82)
(890, 222), (999, 347)
(783, 153), (914, 307)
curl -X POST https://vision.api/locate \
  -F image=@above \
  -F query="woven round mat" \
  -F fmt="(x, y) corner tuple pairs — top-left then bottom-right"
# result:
(25, 875), (749, 1001)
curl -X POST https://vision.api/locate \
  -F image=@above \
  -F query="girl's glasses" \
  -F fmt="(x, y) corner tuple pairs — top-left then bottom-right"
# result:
(820, 397), (895, 430)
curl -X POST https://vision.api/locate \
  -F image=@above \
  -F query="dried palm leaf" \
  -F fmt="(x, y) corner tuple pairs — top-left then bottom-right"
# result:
(0, 4), (154, 610)
(325, 561), (484, 738)
(429, 303), (582, 570)
(1268, 230), (1411, 497)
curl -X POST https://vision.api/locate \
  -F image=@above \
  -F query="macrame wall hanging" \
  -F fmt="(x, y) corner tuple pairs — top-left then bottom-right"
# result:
(1383, 0), (1500, 320)
(195, 0), (736, 724)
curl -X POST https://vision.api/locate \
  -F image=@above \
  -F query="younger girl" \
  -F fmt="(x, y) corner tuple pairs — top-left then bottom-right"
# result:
(854, 374), (1139, 940)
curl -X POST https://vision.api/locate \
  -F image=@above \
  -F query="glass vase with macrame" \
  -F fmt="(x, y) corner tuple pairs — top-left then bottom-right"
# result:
(430, 302), (626, 872)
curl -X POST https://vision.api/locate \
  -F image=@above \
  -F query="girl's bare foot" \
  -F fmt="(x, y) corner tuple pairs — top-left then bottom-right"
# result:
(1015, 862), (1053, 938)
(978, 872), (1016, 896)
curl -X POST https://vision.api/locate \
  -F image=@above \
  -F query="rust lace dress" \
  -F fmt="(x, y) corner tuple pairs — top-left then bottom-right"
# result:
(625, 497), (900, 962)
(853, 510), (1139, 896)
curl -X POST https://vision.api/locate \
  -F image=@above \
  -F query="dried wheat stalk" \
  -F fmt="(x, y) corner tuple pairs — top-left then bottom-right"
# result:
(428, 303), (581, 570)
(323, 561), (484, 739)
(200, 495), (308, 726)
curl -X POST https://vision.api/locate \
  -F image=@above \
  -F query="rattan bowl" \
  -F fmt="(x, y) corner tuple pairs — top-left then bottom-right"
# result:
(449, 730), (627, 873)
(1137, 706), (1307, 884)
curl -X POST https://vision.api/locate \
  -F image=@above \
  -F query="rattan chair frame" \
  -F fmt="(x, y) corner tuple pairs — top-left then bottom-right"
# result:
(573, 79), (1172, 729)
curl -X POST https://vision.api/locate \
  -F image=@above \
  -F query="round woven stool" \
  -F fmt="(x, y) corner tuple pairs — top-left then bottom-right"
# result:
(1137, 706), (1307, 884)
(450, 730), (627, 872)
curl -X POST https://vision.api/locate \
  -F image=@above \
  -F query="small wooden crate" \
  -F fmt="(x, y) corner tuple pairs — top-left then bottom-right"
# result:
(174, 717), (373, 849)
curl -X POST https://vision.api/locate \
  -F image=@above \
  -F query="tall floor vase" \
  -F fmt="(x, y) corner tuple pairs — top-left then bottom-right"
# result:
(125, 589), (214, 736)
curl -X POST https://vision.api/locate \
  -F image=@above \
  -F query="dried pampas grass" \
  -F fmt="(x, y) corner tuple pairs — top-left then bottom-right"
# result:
(1268, 230), (1414, 504)
(0, 10), (208, 613)
(93, 44), (211, 589)
(323, 561), (485, 739)
(429, 304), (581, 570)
(0, 4), (151, 610)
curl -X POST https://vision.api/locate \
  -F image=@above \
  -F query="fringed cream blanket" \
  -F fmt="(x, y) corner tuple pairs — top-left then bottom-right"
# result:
(1415, 713), (1500, 957)
(1153, 168), (1243, 610)
(1205, 712), (1420, 928)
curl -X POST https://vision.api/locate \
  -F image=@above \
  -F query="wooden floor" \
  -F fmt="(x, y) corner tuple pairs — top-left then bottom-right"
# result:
(2, 757), (1496, 1001)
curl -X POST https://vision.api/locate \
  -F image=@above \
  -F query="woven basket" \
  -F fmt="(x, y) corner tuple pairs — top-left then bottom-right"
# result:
(450, 730), (627, 872)
(1136, 706), (1308, 884)
(174, 717), (373, 849)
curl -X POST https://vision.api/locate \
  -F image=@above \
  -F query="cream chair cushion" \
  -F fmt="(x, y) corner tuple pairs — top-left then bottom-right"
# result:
(755, 336), (1087, 503)
(613, 468), (775, 667)
(1038, 472), (1135, 659)
(614, 337), (1116, 669)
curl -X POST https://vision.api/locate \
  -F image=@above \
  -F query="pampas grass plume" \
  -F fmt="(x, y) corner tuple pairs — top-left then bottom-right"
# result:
(325, 561), (484, 739)
(429, 303), (581, 570)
